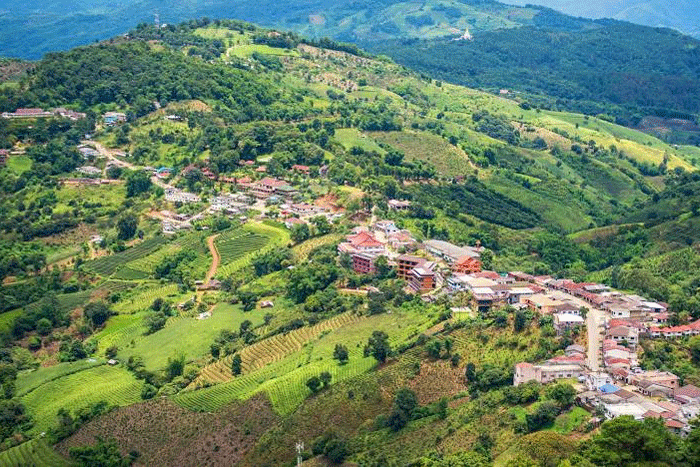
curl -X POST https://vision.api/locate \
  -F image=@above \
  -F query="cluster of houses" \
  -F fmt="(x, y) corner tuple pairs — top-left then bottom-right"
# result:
(336, 224), (487, 294)
(508, 272), (700, 435)
(578, 376), (700, 436)
(164, 187), (200, 204)
(2, 107), (86, 120)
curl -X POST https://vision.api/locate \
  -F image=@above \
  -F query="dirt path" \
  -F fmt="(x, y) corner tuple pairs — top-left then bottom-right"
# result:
(205, 234), (221, 284)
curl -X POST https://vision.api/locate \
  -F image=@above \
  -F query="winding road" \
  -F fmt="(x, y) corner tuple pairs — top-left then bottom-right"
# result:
(205, 234), (221, 284)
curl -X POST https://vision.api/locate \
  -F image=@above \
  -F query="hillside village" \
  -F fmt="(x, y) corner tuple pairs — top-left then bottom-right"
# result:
(2, 17), (700, 467)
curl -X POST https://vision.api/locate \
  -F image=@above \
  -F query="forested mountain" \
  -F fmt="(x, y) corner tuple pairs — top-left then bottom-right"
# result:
(0, 18), (700, 467)
(503, 0), (700, 38)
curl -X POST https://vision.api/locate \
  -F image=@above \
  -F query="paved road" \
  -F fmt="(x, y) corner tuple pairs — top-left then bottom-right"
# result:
(547, 289), (606, 370)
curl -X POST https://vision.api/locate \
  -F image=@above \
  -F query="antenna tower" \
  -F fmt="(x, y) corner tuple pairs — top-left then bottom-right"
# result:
(296, 441), (304, 467)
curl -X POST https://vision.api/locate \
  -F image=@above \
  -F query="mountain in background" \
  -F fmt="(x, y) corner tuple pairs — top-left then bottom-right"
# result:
(502, 0), (700, 38)
(4, 0), (698, 59)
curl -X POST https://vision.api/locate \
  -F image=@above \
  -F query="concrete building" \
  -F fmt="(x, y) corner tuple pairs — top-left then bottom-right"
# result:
(514, 362), (585, 386)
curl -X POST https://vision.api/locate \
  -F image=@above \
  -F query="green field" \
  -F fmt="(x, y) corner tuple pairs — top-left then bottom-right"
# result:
(174, 307), (435, 414)
(22, 365), (142, 434)
(83, 236), (170, 276)
(0, 438), (73, 467)
(118, 303), (268, 371)
(216, 223), (289, 277)
(4, 155), (32, 174)
(112, 283), (180, 314)
(0, 309), (22, 333)
(16, 359), (104, 397)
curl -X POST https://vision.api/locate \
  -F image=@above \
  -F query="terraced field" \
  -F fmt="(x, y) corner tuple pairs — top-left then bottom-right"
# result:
(83, 236), (170, 276)
(0, 309), (21, 332)
(0, 439), (72, 467)
(214, 223), (288, 277)
(16, 359), (104, 397)
(112, 283), (179, 314)
(92, 313), (146, 354)
(175, 308), (435, 414)
(124, 231), (207, 274)
(192, 311), (364, 387)
(22, 365), (142, 434)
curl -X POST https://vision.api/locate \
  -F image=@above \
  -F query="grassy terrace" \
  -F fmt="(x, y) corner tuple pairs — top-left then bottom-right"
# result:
(174, 306), (437, 415)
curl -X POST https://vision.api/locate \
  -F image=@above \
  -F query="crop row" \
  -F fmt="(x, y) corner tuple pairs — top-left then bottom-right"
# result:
(112, 284), (179, 314)
(83, 237), (169, 276)
(191, 311), (363, 387)
(0, 439), (72, 467)
(22, 365), (143, 435)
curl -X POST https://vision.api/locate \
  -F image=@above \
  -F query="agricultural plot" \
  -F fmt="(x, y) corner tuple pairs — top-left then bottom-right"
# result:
(124, 231), (206, 275)
(118, 303), (267, 371)
(216, 223), (289, 277)
(175, 308), (435, 414)
(0, 439), (72, 467)
(83, 236), (170, 277)
(16, 359), (104, 397)
(291, 233), (344, 261)
(93, 313), (147, 354)
(22, 365), (142, 435)
(112, 283), (179, 314)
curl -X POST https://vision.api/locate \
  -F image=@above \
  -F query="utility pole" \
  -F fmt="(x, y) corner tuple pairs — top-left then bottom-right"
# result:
(296, 441), (304, 467)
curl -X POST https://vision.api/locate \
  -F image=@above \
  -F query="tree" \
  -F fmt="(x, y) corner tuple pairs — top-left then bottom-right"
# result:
(333, 344), (349, 364)
(525, 400), (559, 432)
(387, 388), (418, 431)
(374, 255), (392, 278)
(426, 339), (442, 359)
(320, 371), (332, 387)
(36, 317), (52, 335)
(290, 223), (310, 243)
(324, 438), (348, 464)
(231, 354), (242, 375)
(584, 416), (678, 466)
(165, 354), (185, 381)
(365, 331), (391, 363)
(311, 215), (331, 235)
(83, 301), (112, 328)
(546, 383), (576, 409)
(144, 311), (167, 334)
(465, 362), (477, 382)
(514, 311), (527, 333)
(125, 170), (151, 197)
(306, 375), (322, 393)
(116, 214), (138, 240)
(70, 437), (136, 467)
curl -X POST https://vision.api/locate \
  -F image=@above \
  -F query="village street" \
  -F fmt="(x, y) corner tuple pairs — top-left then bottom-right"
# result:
(545, 288), (607, 371)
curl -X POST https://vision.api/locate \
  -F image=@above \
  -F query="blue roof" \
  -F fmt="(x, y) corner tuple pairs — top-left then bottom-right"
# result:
(599, 383), (620, 394)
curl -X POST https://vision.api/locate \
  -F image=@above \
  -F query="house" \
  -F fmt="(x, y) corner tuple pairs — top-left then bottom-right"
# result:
(674, 385), (700, 405)
(553, 313), (585, 333)
(0, 149), (8, 166)
(452, 255), (482, 275)
(164, 188), (200, 204)
(372, 220), (400, 236)
(472, 287), (498, 313)
(388, 199), (411, 211)
(606, 325), (639, 347)
(338, 231), (385, 255)
(387, 230), (416, 251)
(513, 361), (585, 386)
(54, 108), (86, 120)
(284, 217), (307, 230)
(409, 263), (437, 293)
(292, 164), (311, 175)
(522, 294), (568, 315)
(2, 108), (53, 118)
(77, 166), (101, 176)
(423, 239), (481, 264)
(103, 111), (127, 125)
(352, 252), (378, 275)
(396, 255), (425, 281)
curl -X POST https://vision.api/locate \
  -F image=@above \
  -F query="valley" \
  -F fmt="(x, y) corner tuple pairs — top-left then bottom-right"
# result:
(0, 16), (698, 467)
